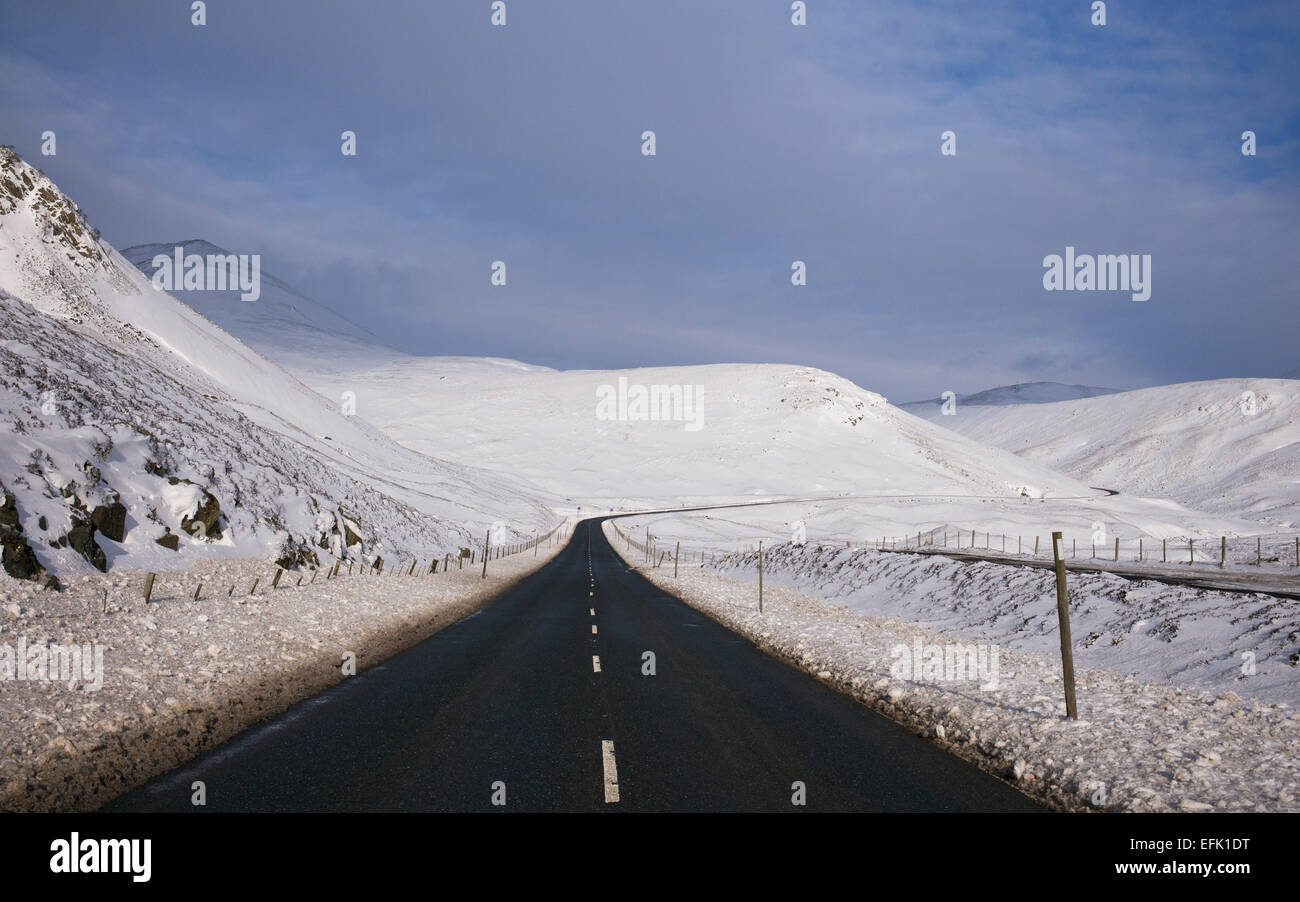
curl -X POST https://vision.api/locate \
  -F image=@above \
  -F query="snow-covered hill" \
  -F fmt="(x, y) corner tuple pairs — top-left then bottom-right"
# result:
(906, 380), (1300, 526)
(114, 249), (1098, 508)
(0, 147), (556, 585)
(117, 237), (1270, 548)
(119, 239), (403, 374)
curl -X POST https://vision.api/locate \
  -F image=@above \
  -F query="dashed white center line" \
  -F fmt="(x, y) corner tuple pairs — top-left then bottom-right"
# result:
(591, 624), (598, 634)
(589, 608), (595, 616)
(601, 740), (620, 803)
(592, 655), (601, 672)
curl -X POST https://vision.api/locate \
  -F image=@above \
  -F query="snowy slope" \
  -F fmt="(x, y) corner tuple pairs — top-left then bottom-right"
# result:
(0, 147), (555, 582)
(117, 234), (1274, 549)
(906, 381), (1300, 526)
(119, 239), (403, 374)
(106, 256), (1102, 511)
(116, 240), (1265, 546)
(277, 354), (1267, 552)
(284, 359), (1099, 504)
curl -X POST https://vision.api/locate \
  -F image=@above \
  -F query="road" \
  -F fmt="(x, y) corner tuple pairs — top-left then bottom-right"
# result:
(107, 519), (1041, 813)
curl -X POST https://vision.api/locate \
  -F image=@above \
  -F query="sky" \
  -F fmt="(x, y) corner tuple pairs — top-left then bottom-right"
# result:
(1, 0), (1296, 401)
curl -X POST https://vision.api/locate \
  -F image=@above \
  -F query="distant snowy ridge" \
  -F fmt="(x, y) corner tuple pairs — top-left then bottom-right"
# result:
(907, 379), (1300, 526)
(900, 381), (1120, 411)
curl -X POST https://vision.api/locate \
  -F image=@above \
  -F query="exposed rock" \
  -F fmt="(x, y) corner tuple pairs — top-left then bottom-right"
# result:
(168, 477), (223, 539)
(0, 490), (48, 583)
(67, 519), (107, 572)
(155, 531), (180, 551)
(0, 491), (19, 532)
(343, 518), (362, 548)
(2, 524), (45, 580)
(91, 501), (127, 542)
(275, 537), (320, 571)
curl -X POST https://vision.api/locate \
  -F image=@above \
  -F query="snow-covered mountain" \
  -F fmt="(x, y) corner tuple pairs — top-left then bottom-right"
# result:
(118, 234), (1271, 547)
(116, 246), (1098, 507)
(119, 239), (402, 373)
(906, 380), (1300, 526)
(0, 147), (555, 585)
(900, 381), (1120, 412)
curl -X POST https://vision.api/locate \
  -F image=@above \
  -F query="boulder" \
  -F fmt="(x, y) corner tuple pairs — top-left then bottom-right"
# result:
(91, 501), (127, 542)
(155, 532), (180, 551)
(67, 520), (107, 572)
(168, 477), (223, 539)
(0, 491), (46, 582)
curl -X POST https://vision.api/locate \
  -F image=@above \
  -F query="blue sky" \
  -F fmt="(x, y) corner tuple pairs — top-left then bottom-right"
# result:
(1, 0), (1296, 400)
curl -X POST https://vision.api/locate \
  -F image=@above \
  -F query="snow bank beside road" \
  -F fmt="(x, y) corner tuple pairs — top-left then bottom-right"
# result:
(0, 544), (560, 812)
(606, 523), (1300, 812)
(702, 542), (1300, 706)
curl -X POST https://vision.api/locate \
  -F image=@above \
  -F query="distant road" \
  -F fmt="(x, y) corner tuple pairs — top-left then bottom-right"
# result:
(107, 519), (1040, 812)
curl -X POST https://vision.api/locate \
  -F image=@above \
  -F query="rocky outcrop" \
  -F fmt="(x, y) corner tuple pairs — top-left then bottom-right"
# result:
(0, 490), (48, 583)
(275, 536), (320, 571)
(168, 477), (223, 539)
(90, 500), (127, 542)
(66, 516), (107, 572)
(155, 530), (179, 551)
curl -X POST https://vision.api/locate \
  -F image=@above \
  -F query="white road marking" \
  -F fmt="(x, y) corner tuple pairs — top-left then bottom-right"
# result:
(590, 608), (595, 616)
(601, 740), (620, 803)
(592, 655), (601, 672)
(592, 624), (598, 634)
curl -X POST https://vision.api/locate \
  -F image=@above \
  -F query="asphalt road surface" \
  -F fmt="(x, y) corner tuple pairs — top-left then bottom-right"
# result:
(107, 519), (1042, 812)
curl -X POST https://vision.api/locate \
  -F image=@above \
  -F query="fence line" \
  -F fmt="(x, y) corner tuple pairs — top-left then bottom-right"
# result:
(607, 519), (1300, 573)
(135, 518), (571, 604)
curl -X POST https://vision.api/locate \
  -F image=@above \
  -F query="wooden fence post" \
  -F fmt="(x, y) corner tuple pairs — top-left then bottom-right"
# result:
(1051, 532), (1078, 720)
(758, 540), (763, 613)
(674, 541), (680, 578)
(482, 528), (490, 579)
(142, 573), (156, 603)
(1221, 536), (1226, 569)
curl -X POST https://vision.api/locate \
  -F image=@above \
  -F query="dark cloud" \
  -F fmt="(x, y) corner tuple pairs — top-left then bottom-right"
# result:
(1, 0), (1296, 398)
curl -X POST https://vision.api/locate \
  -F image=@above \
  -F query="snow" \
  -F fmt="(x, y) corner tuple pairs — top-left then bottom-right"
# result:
(900, 381), (1120, 408)
(3, 141), (1295, 812)
(906, 380), (1300, 527)
(0, 148), (558, 580)
(606, 522), (1300, 812)
(0, 541), (564, 811)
